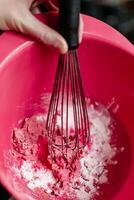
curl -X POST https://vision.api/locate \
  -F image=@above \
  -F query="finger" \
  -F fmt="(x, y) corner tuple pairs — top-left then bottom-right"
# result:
(31, 1), (42, 13)
(14, 9), (68, 54)
(44, 0), (59, 11)
(43, 0), (59, 9)
(79, 15), (84, 44)
(31, 6), (41, 14)
(32, 0), (59, 11)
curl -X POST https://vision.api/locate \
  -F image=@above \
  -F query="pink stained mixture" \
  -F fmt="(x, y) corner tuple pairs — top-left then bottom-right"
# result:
(11, 99), (130, 200)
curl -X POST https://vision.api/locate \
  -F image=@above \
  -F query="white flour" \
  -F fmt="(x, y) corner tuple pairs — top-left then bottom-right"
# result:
(12, 101), (125, 200)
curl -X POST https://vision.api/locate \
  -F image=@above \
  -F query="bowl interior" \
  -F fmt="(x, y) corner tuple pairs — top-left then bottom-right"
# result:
(0, 32), (134, 200)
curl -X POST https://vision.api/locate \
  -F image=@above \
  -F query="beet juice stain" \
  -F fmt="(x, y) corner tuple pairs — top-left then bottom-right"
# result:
(37, 135), (51, 169)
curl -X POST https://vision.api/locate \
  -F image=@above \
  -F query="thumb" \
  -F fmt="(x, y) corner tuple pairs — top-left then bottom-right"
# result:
(15, 9), (68, 54)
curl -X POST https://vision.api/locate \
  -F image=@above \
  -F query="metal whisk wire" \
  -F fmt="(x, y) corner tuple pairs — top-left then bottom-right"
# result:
(46, 50), (90, 157)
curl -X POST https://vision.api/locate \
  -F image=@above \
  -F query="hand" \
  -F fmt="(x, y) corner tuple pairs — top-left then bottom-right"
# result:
(0, 0), (83, 54)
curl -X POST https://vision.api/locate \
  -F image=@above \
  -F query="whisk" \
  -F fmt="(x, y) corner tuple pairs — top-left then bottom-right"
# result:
(46, 0), (90, 158)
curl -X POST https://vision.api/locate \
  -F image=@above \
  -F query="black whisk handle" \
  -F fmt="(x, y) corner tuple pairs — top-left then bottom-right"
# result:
(59, 0), (81, 50)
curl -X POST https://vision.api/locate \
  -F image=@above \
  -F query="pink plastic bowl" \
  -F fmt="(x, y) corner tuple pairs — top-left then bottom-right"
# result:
(0, 13), (134, 200)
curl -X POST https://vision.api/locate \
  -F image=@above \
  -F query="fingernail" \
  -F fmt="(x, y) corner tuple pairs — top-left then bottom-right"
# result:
(54, 39), (68, 54)
(60, 42), (68, 54)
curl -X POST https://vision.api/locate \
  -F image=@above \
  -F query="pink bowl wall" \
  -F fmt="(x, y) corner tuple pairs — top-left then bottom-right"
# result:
(0, 13), (134, 200)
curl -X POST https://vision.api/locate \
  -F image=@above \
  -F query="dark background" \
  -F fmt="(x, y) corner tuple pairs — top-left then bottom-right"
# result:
(0, 0), (134, 199)
(81, 0), (134, 43)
